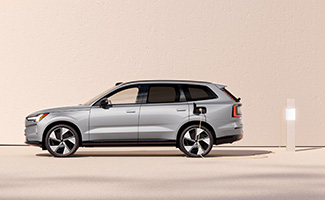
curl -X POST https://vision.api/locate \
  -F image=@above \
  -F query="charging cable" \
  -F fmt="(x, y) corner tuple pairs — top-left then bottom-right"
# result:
(197, 108), (204, 158)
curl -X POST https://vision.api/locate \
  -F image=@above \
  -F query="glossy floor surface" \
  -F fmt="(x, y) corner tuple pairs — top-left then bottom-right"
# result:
(0, 146), (324, 200)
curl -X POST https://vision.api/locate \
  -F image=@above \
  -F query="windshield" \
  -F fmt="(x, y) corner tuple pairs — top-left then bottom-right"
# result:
(83, 86), (117, 105)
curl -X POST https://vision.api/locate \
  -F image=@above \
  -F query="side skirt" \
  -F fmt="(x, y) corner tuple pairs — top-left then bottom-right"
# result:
(82, 140), (176, 147)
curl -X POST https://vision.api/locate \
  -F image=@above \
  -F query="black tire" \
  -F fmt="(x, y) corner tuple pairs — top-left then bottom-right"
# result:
(44, 124), (79, 157)
(179, 124), (214, 157)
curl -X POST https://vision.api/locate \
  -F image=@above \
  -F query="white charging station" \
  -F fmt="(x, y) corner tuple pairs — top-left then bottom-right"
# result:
(286, 99), (296, 152)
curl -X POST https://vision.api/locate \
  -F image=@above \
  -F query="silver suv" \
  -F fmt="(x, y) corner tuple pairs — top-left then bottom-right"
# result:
(25, 80), (243, 157)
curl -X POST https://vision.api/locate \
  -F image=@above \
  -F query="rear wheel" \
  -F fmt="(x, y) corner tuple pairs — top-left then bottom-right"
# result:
(179, 125), (214, 157)
(44, 124), (79, 157)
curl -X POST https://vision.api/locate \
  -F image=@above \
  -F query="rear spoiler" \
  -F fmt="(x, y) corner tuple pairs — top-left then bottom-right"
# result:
(215, 84), (241, 102)
(214, 84), (227, 89)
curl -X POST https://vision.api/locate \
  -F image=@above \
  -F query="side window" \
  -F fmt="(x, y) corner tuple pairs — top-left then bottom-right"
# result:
(147, 85), (180, 103)
(107, 87), (139, 104)
(183, 85), (217, 101)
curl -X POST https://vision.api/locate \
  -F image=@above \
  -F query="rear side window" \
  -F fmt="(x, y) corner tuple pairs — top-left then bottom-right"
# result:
(183, 85), (217, 101)
(147, 85), (180, 103)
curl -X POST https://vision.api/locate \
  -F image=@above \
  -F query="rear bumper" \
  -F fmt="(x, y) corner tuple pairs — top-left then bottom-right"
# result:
(215, 133), (243, 145)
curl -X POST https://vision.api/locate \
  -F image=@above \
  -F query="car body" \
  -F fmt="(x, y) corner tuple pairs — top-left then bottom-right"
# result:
(25, 80), (243, 157)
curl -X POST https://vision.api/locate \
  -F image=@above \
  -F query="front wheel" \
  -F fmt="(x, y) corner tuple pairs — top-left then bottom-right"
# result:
(179, 125), (214, 157)
(44, 124), (79, 157)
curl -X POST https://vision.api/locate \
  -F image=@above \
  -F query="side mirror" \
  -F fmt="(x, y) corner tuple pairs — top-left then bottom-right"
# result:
(99, 98), (112, 109)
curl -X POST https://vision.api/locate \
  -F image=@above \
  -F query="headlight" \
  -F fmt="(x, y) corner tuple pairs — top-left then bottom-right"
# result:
(26, 113), (49, 122)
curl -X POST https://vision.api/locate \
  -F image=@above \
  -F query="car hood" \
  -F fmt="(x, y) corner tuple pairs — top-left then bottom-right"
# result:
(27, 105), (91, 117)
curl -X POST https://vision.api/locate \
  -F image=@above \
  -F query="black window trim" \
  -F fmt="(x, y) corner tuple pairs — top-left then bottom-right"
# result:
(143, 84), (186, 104)
(182, 84), (218, 102)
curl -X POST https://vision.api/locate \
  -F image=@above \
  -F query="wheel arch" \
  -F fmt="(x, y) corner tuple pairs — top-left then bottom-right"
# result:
(41, 121), (82, 150)
(176, 121), (216, 148)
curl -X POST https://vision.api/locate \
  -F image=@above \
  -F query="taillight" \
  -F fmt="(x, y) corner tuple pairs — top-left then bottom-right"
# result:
(232, 104), (242, 117)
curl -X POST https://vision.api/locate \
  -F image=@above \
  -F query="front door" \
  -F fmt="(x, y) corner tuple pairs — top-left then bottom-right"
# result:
(89, 85), (141, 141)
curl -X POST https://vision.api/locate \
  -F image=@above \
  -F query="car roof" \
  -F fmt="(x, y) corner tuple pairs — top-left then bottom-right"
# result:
(119, 80), (226, 89)
(120, 79), (210, 85)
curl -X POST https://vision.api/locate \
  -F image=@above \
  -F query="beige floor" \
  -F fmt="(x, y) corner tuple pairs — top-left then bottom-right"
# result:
(0, 146), (324, 200)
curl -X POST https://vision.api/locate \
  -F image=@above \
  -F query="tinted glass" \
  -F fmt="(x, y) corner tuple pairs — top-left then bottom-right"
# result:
(184, 85), (217, 101)
(147, 85), (179, 103)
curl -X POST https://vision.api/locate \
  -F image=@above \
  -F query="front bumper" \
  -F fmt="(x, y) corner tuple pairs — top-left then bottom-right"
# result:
(25, 113), (49, 143)
(24, 119), (43, 148)
(25, 140), (42, 147)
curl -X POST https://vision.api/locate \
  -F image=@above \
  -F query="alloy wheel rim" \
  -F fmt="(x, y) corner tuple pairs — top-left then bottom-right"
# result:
(48, 127), (76, 155)
(183, 127), (211, 156)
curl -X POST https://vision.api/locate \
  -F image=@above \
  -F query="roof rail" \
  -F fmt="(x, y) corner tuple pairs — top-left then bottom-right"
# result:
(115, 82), (123, 86)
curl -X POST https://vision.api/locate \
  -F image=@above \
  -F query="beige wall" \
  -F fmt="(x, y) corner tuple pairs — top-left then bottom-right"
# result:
(0, 0), (324, 145)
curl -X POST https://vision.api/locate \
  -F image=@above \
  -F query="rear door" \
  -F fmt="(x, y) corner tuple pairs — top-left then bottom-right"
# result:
(138, 84), (189, 142)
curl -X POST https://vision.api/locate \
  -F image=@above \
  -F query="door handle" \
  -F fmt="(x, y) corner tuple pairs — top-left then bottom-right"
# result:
(126, 110), (136, 113)
(176, 108), (187, 112)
